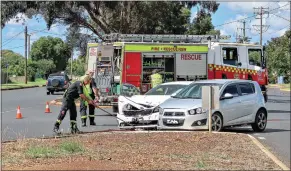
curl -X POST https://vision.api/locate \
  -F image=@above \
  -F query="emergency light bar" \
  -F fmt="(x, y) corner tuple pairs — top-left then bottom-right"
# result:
(103, 33), (225, 43)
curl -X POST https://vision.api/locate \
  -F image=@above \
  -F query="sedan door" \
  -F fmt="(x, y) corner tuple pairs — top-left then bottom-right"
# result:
(219, 83), (243, 126)
(237, 83), (257, 123)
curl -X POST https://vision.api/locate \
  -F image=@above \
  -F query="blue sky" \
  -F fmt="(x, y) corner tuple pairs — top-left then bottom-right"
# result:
(1, 2), (290, 58)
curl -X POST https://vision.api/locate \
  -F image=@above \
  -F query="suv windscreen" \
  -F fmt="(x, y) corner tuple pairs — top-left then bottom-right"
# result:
(172, 83), (223, 99)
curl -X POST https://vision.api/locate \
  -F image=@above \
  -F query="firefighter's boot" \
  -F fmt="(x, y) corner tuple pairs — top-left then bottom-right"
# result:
(70, 122), (81, 134)
(89, 117), (96, 126)
(53, 121), (60, 134)
(81, 118), (87, 127)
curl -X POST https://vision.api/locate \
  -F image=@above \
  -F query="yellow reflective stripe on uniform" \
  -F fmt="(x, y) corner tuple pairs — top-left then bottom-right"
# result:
(70, 120), (77, 123)
(88, 115), (95, 118)
(81, 116), (87, 119)
(63, 89), (68, 98)
(56, 120), (61, 124)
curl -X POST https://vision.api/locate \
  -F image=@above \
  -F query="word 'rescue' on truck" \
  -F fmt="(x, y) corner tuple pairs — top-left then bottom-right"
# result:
(86, 34), (268, 111)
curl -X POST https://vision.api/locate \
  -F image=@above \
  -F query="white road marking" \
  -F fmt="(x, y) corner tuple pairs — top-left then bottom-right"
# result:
(258, 137), (266, 140)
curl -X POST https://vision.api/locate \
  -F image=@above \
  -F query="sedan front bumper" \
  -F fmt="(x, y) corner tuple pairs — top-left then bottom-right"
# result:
(158, 109), (209, 130)
(117, 112), (159, 129)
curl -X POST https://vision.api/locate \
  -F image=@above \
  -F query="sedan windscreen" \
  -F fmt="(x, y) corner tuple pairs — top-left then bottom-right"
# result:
(172, 83), (223, 99)
(145, 84), (188, 95)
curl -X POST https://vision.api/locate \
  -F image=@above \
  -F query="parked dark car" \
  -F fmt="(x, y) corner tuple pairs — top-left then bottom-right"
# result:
(46, 72), (71, 95)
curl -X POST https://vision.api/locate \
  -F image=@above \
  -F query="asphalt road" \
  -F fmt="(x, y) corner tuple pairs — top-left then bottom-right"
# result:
(1, 87), (118, 141)
(1, 86), (290, 166)
(224, 87), (290, 167)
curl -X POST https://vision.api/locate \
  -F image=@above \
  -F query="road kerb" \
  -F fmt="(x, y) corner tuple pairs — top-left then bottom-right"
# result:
(1, 85), (46, 91)
(49, 100), (112, 109)
(247, 134), (290, 170)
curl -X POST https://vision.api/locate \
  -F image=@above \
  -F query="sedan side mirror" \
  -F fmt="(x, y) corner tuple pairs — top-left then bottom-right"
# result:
(220, 93), (234, 100)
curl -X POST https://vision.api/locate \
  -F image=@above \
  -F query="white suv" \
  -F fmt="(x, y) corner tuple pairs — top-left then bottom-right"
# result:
(157, 79), (268, 132)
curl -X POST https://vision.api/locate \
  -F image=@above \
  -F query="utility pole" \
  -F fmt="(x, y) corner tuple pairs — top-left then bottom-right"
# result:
(24, 26), (28, 84)
(71, 50), (73, 80)
(27, 34), (31, 58)
(253, 6), (270, 45)
(238, 20), (251, 43)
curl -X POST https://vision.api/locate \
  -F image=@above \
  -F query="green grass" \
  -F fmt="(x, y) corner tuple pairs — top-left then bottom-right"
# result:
(1, 78), (46, 90)
(196, 160), (206, 168)
(59, 141), (85, 154)
(26, 146), (59, 159)
(25, 141), (85, 159)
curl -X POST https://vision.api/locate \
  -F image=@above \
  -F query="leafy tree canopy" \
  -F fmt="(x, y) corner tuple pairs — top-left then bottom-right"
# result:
(265, 30), (291, 82)
(1, 1), (220, 41)
(30, 36), (71, 71)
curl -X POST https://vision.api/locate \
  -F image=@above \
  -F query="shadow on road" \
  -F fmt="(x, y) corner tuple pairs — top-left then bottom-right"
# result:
(267, 99), (290, 104)
(223, 127), (290, 134)
(268, 110), (291, 114)
(51, 92), (64, 95)
(268, 94), (290, 98)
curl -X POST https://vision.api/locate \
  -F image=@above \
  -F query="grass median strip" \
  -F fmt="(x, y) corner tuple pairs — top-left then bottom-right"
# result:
(2, 132), (282, 170)
(1, 78), (46, 90)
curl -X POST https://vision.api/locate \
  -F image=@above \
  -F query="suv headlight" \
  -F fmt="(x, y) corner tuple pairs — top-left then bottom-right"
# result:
(159, 107), (164, 115)
(188, 107), (207, 115)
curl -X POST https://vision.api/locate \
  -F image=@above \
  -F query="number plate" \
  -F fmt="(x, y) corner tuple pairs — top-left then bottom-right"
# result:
(166, 119), (179, 125)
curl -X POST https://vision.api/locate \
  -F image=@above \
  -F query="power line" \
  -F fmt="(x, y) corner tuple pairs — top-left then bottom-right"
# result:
(271, 13), (290, 22)
(267, 26), (289, 35)
(2, 45), (25, 50)
(214, 3), (289, 29)
(2, 30), (24, 47)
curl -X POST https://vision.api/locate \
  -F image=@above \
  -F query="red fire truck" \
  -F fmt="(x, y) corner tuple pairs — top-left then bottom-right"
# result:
(87, 34), (268, 109)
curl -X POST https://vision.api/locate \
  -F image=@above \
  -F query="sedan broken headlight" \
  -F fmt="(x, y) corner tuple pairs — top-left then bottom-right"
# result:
(123, 104), (136, 111)
(188, 107), (207, 115)
(152, 106), (160, 113)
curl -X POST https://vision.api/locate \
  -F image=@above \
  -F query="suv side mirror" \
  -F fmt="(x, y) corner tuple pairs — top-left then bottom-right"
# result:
(220, 93), (233, 100)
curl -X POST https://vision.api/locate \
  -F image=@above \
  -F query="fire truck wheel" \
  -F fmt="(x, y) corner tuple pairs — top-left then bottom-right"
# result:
(222, 74), (227, 79)
(248, 75), (252, 80)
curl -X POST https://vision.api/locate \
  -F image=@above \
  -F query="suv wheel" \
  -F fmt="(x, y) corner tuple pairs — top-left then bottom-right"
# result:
(47, 91), (50, 95)
(251, 109), (267, 132)
(211, 113), (223, 132)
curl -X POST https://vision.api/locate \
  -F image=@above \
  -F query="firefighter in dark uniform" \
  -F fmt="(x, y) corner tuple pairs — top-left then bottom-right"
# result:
(80, 70), (100, 127)
(53, 75), (95, 134)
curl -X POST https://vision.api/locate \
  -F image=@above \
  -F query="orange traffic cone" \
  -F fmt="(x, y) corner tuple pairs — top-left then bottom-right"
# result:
(16, 106), (23, 119)
(45, 102), (51, 113)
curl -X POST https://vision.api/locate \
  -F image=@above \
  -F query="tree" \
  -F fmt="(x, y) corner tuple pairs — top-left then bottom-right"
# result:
(1, 1), (220, 40)
(30, 36), (71, 71)
(266, 30), (291, 83)
(187, 9), (220, 35)
(65, 56), (86, 76)
(1, 50), (25, 76)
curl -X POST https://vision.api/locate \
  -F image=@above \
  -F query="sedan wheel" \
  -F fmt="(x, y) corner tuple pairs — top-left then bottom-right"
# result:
(211, 113), (223, 132)
(251, 110), (267, 132)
